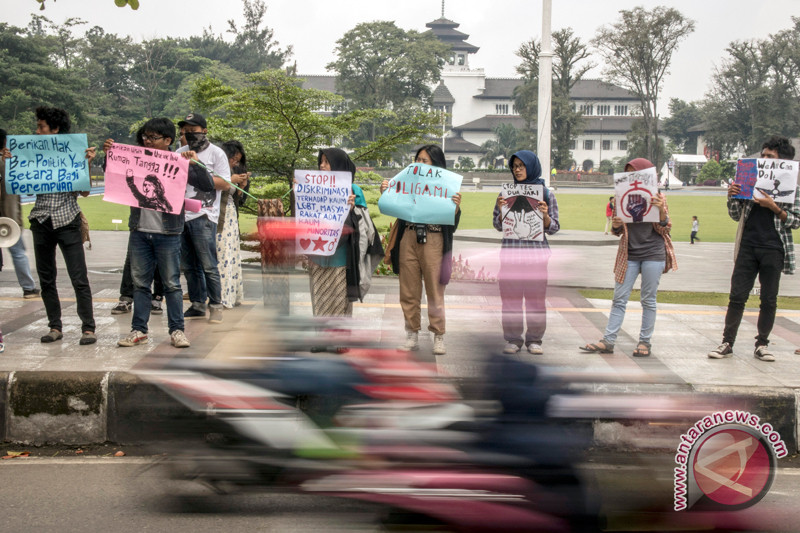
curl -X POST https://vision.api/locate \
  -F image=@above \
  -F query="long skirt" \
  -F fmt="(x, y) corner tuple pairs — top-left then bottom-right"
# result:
(216, 196), (244, 308)
(309, 262), (352, 317)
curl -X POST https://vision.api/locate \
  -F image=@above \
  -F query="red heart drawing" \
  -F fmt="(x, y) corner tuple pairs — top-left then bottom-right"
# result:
(299, 239), (311, 250)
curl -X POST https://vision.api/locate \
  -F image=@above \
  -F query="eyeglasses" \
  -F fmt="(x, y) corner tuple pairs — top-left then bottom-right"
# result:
(142, 135), (164, 142)
(512, 163), (526, 170)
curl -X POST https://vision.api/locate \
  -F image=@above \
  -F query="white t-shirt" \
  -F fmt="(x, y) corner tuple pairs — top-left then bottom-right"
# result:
(177, 143), (231, 224)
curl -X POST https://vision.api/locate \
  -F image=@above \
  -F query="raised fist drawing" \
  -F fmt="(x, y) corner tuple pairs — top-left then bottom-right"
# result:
(627, 194), (647, 222)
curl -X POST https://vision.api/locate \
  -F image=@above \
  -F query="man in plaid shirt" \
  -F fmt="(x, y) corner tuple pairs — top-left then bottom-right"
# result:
(709, 136), (800, 362)
(14, 107), (97, 345)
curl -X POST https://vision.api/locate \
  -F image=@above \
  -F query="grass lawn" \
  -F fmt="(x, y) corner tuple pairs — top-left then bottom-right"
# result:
(27, 190), (798, 244)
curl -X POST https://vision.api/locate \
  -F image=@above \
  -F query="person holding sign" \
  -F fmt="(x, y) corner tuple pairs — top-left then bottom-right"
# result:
(109, 118), (214, 349)
(493, 150), (559, 355)
(8, 107), (98, 345)
(307, 148), (383, 334)
(216, 140), (249, 308)
(708, 136), (800, 362)
(380, 145), (461, 355)
(580, 158), (676, 357)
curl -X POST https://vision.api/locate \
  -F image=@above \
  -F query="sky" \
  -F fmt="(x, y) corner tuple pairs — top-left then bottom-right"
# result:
(4, 0), (799, 114)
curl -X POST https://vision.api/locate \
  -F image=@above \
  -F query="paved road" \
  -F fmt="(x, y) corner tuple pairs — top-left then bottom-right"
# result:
(0, 456), (796, 532)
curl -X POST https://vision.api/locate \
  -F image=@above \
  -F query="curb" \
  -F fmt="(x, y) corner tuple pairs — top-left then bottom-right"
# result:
(1, 372), (798, 454)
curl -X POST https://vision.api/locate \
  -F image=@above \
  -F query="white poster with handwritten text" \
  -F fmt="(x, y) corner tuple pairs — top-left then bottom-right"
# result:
(293, 169), (352, 257)
(614, 167), (659, 223)
(500, 183), (544, 241)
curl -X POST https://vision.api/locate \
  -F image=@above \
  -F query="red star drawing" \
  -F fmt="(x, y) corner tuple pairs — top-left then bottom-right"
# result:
(312, 236), (328, 251)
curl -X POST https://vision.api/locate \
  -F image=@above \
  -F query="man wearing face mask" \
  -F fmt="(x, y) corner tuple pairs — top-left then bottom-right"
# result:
(176, 113), (231, 324)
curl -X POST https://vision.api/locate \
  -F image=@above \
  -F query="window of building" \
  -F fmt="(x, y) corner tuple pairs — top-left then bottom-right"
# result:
(579, 104), (594, 115)
(569, 140), (576, 150)
(511, 104), (517, 115)
(602, 140), (611, 151)
(597, 105), (611, 116)
(495, 104), (509, 115)
(618, 140), (628, 151)
(614, 105), (628, 116)
(457, 54), (465, 66)
(583, 140), (594, 150)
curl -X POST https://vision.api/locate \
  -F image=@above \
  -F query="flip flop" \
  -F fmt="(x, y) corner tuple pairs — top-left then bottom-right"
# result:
(579, 340), (614, 354)
(633, 342), (651, 357)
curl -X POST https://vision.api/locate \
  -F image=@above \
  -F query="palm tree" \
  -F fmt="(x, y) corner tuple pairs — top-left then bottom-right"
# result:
(479, 123), (520, 168)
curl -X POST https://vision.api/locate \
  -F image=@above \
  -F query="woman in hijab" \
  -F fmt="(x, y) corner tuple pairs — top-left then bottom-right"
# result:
(493, 150), (559, 355)
(307, 148), (382, 327)
(380, 145), (461, 355)
(579, 158), (677, 357)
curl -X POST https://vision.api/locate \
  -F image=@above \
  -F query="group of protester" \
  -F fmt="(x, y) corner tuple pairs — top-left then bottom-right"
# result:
(1, 105), (797, 361)
(0, 107), (248, 349)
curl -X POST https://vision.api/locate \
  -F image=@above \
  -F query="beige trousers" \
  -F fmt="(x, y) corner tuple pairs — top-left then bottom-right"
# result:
(398, 230), (446, 335)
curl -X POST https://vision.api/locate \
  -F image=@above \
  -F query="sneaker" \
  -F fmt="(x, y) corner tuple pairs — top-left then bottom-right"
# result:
(111, 299), (132, 315)
(433, 334), (446, 355)
(754, 345), (775, 362)
(23, 288), (40, 299)
(184, 306), (206, 319)
(118, 330), (149, 347)
(170, 330), (191, 348)
(708, 342), (733, 359)
(527, 343), (543, 355)
(151, 298), (163, 315)
(208, 306), (223, 324)
(79, 331), (97, 345)
(398, 331), (420, 352)
(503, 343), (521, 354)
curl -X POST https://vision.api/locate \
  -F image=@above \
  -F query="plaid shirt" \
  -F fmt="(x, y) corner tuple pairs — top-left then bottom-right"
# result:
(728, 187), (800, 274)
(29, 192), (81, 229)
(493, 189), (560, 254)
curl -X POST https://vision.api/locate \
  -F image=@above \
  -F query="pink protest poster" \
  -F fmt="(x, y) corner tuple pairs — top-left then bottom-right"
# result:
(103, 143), (189, 214)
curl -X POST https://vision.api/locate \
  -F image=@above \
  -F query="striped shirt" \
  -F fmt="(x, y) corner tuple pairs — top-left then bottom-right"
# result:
(29, 192), (81, 229)
(728, 187), (800, 274)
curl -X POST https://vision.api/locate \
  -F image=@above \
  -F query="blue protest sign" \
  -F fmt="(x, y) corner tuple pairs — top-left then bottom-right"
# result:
(378, 163), (463, 225)
(4, 134), (91, 195)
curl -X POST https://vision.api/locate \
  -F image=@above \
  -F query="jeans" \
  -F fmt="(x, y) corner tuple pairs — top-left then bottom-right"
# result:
(603, 260), (665, 346)
(8, 236), (36, 291)
(723, 245), (783, 347)
(129, 231), (183, 334)
(181, 215), (221, 308)
(120, 247), (163, 301)
(30, 215), (95, 333)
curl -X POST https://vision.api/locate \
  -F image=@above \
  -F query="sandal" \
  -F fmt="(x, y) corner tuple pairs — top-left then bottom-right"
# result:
(40, 330), (63, 343)
(633, 342), (651, 357)
(579, 340), (614, 353)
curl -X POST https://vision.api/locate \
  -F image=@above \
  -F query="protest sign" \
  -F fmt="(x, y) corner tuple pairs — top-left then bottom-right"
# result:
(293, 169), (352, 256)
(500, 183), (544, 241)
(378, 163), (462, 225)
(733, 158), (798, 204)
(614, 167), (660, 223)
(103, 143), (189, 214)
(4, 134), (91, 195)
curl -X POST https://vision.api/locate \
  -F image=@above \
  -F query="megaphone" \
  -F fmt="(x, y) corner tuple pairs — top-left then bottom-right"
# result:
(0, 217), (21, 248)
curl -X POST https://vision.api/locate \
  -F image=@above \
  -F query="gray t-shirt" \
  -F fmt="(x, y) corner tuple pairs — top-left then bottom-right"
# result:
(627, 222), (666, 262)
(137, 208), (165, 233)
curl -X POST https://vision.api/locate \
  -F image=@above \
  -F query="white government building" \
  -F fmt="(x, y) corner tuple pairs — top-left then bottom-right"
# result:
(302, 12), (642, 170)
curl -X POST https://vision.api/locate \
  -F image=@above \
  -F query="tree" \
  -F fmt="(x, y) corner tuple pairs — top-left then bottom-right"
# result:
(35, 0), (140, 9)
(514, 28), (592, 168)
(661, 98), (702, 153)
(702, 20), (800, 157)
(223, 0), (291, 73)
(328, 21), (450, 112)
(594, 6), (695, 168)
(191, 70), (441, 192)
(697, 159), (722, 184)
(625, 118), (668, 164)
(457, 156), (475, 171)
(479, 123), (520, 168)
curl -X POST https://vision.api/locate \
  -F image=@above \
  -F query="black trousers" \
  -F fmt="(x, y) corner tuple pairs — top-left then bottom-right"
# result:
(723, 244), (783, 347)
(30, 215), (95, 333)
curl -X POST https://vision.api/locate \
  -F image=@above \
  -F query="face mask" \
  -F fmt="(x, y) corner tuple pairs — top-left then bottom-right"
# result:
(184, 131), (209, 152)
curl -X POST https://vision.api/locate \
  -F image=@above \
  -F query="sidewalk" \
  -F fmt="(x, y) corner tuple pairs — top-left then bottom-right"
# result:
(0, 229), (799, 449)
